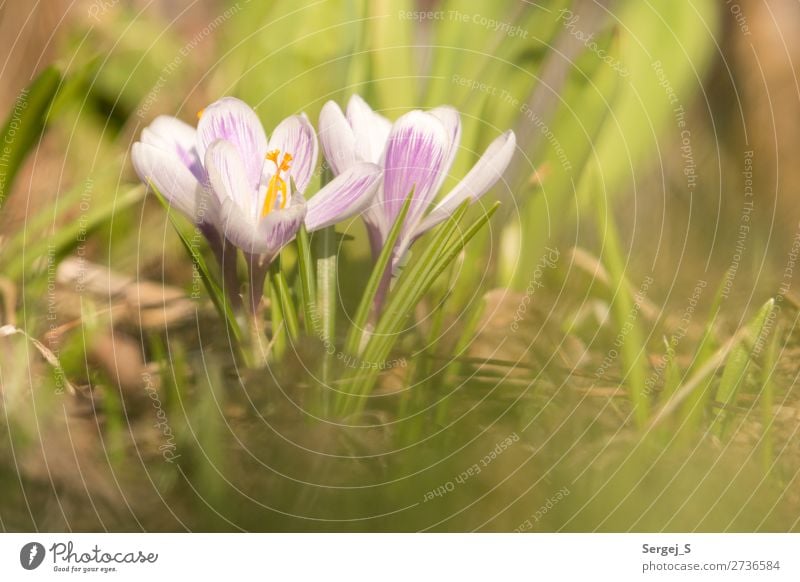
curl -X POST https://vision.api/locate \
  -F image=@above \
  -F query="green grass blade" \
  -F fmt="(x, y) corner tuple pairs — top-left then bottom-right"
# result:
(271, 257), (299, 342)
(760, 321), (780, 474)
(596, 203), (650, 428)
(295, 225), (316, 335)
(5, 184), (145, 281)
(315, 226), (337, 380)
(151, 185), (243, 347)
(678, 268), (732, 432)
(343, 202), (500, 415)
(0, 66), (61, 207)
(344, 189), (414, 357)
(712, 298), (774, 438)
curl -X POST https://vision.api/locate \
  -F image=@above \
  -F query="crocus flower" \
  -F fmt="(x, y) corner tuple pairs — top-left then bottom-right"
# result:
(319, 95), (516, 265)
(131, 114), (219, 239)
(132, 97), (383, 308)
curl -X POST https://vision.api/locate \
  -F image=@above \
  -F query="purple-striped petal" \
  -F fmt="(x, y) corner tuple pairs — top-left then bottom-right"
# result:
(141, 115), (195, 152)
(380, 110), (449, 236)
(196, 97), (267, 189)
(132, 142), (207, 224)
(319, 100), (357, 175)
(413, 130), (516, 237)
(304, 162), (382, 231)
(141, 115), (205, 183)
(267, 113), (318, 194)
(347, 94), (391, 164)
(205, 139), (257, 220)
(428, 105), (461, 192)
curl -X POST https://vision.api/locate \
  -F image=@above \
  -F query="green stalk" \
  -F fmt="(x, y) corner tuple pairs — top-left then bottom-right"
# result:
(712, 298), (774, 439)
(344, 190), (414, 356)
(344, 202), (499, 417)
(315, 226), (337, 381)
(760, 321), (779, 474)
(271, 256), (300, 342)
(595, 204), (650, 428)
(296, 225), (316, 335)
(267, 263), (286, 361)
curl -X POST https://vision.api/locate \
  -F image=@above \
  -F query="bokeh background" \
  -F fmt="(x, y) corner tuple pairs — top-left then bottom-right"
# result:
(0, 0), (798, 531)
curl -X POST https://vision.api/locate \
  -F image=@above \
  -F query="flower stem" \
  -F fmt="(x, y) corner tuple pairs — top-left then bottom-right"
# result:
(270, 256), (300, 342)
(315, 226), (337, 385)
(246, 254), (271, 366)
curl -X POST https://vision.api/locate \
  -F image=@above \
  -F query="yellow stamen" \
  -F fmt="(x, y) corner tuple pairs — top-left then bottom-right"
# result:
(261, 150), (293, 217)
(196, 108), (205, 120)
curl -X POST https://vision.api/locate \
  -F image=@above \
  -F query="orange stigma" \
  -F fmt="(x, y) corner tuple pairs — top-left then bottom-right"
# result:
(261, 149), (293, 217)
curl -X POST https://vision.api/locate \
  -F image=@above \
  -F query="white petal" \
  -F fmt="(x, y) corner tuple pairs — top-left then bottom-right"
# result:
(428, 105), (462, 193)
(380, 110), (450, 236)
(267, 113), (318, 195)
(318, 100), (357, 175)
(143, 115), (197, 151)
(413, 130), (516, 237)
(196, 97), (268, 188)
(205, 139), (257, 220)
(219, 194), (306, 257)
(305, 162), (382, 231)
(132, 142), (203, 223)
(142, 115), (205, 181)
(346, 94), (391, 164)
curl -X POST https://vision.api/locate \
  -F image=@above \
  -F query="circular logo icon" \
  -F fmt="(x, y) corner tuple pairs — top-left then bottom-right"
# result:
(19, 542), (45, 570)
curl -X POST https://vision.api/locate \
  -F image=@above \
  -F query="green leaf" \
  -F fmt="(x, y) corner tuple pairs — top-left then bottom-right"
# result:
(344, 189), (414, 356)
(712, 298), (774, 438)
(4, 184), (145, 281)
(151, 185), (243, 347)
(296, 225), (316, 335)
(315, 225), (337, 381)
(0, 66), (61, 207)
(340, 201), (499, 416)
(760, 321), (780, 474)
(271, 256), (300, 342)
(595, 202), (650, 428)
(677, 268), (731, 432)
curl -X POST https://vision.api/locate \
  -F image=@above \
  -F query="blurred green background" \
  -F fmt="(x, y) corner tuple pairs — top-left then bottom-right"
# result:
(0, 0), (798, 531)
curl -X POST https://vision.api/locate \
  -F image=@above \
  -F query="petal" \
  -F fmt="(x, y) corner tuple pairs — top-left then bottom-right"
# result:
(132, 142), (206, 223)
(219, 194), (306, 257)
(346, 94), (391, 164)
(428, 105), (461, 191)
(142, 115), (205, 182)
(267, 113), (318, 194)
(205, 139), (257, 220)
(304, 162), (382, 231)
(380, 110), (449, 235)
(196, 97), (267, 188)
(143, 115), (197, 151)
(413, 130), (516, 237)
(318, 100), (357, 175)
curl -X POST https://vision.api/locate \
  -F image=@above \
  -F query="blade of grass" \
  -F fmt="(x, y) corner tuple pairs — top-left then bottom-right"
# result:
(152, 186), (244, 349)
(596, 202), (650, 428)
(759, 320), (779, 474)
(712, 298), (774, 438)
(315, 226), (336, 380)
(344, 189), (414, 357)
(336, 202), (472, 415)
(0, 66), (61, 207)
(271, 255), (299, 342)
(267, 263), (286, 361)
(678, 268), (731, 434)
(6, 184), (145, 281)
(344, 202), (500, 416)
(296, 225), (316, 335)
